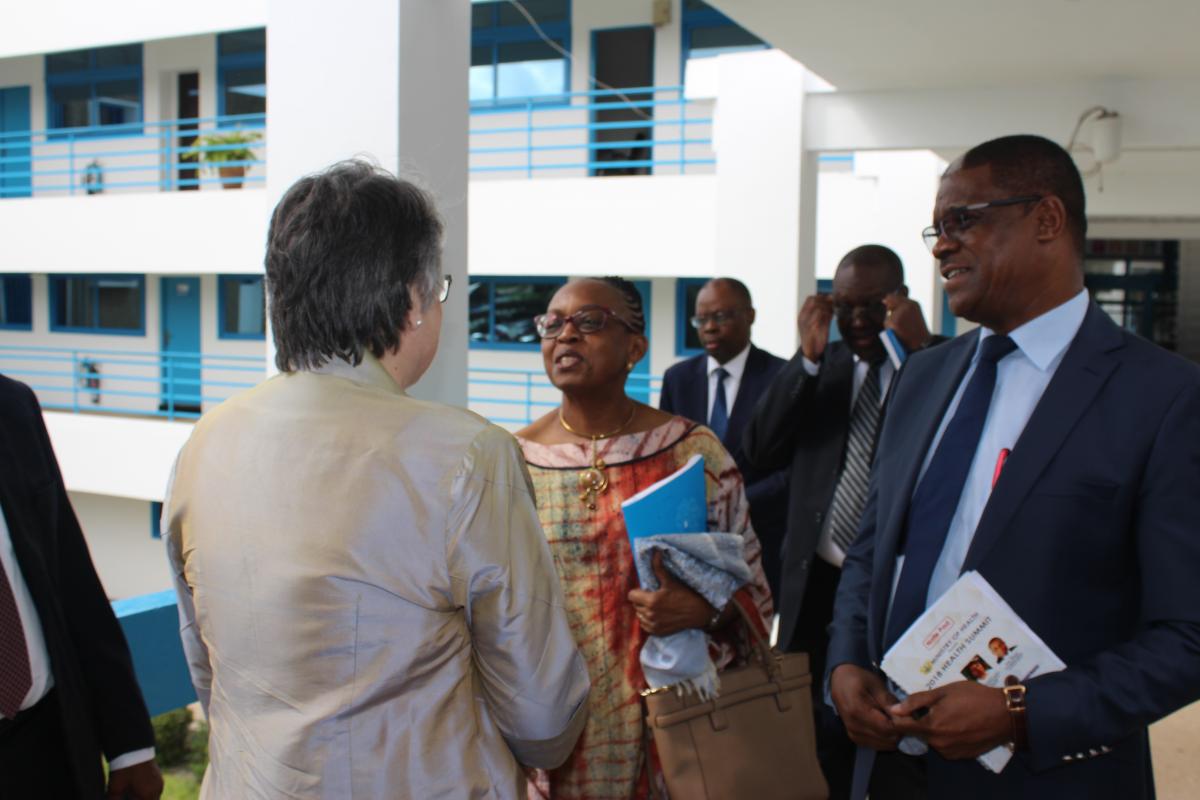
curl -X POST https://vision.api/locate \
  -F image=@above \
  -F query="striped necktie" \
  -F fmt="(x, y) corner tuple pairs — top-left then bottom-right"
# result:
(827, 361), (883, 556)
(0, 557), (32, 718)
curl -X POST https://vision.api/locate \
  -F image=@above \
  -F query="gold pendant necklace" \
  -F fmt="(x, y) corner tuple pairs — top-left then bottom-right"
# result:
(559, 403), (638, 510)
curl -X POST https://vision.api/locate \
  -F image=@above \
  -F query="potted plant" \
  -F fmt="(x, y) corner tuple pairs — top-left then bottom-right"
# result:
(186, 129), (262, 189)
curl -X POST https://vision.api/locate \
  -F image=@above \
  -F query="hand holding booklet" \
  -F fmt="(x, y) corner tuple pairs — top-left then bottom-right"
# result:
(880, 571), (1066, 773)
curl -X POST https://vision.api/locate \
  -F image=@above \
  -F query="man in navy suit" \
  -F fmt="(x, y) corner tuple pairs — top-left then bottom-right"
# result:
(659, 277), (789, 598)
(828, 134), (1200, 800)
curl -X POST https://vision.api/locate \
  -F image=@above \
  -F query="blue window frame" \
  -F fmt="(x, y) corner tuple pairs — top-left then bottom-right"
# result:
(681, 0), (767, 77)
(674, 278), (708, 356)
(0, 275), (32, 330)
(469, 275), (566, 349)
(45, 44), (143, 134)
(150, 501), (163, 539)
(471, 0), (570, 107)
(49, 274), (145, 335)
(217, 29), (266, 122)
(218, 275), (266, 339)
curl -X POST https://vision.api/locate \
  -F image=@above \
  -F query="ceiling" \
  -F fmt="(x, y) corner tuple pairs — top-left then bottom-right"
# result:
(710, 0), (1200, 91)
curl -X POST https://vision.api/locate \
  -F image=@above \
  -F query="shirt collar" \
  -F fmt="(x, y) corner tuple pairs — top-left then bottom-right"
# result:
(307, 351), (406, 395)
(708, 343), (752, 380)
(978, 289), (1090, 372)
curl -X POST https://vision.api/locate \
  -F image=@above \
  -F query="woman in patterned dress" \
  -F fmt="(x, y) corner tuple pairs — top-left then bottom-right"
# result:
(516, 277), (774, 799)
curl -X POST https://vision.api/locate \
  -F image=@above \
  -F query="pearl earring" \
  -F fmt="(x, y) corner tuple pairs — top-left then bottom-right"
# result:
(415, 319), (423, 328)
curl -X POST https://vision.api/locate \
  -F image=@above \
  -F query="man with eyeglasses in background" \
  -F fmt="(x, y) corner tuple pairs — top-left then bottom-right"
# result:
(659, 277), (789, 600)
(827, 135), (1200, 800)
(743, 245), (938, 800)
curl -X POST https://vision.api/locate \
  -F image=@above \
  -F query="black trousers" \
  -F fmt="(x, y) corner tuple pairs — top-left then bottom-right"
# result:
(869, 751), (928, 800)
(0, 690), (83, 799)
(791, 556), (858, 800)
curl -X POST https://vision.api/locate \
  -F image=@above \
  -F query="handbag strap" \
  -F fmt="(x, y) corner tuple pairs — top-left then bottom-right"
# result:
(729, 596), (781, 681)
(641, 694), (666, 800)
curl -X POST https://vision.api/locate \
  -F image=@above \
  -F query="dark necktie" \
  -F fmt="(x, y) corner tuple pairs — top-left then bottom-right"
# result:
(827, 361), (883, 555)
(709, 367), (730, 441)
(884, 334), (1017, 650)
(0, 556), (32, 718)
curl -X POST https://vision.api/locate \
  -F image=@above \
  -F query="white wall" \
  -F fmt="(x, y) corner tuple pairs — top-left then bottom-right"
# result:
(0, 191), (269, 274)
(815, 150), (944, 325)
(0, 0), (265, 60)
(71, 491), (172, 600)
(47, 411), (191, 501)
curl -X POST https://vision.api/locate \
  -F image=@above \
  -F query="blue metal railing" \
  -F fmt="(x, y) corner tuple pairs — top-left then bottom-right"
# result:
(467, 366), (663, 426)
(469, 85), (714, 178)
(0, 112), (266, 197)
(0, 345), (662, 428)
(0, 344), (264, 421)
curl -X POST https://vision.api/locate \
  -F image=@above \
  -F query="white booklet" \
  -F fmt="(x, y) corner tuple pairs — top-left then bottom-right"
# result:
(880, 570), (1066, 773)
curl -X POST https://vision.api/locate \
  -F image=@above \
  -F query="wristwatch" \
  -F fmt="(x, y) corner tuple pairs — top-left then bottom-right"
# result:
(1003, 676), (1028, 751)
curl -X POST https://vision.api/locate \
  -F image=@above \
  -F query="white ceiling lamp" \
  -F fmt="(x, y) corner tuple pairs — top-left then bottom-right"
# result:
(1067, 106), (1122, 190)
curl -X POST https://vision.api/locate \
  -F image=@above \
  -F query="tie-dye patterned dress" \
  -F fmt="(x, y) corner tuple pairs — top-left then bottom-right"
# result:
(518, 416), (774, 799)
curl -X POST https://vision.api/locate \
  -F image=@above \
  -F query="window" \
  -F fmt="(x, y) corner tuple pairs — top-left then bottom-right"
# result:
(674, 278), (708, 356)
(471, 0), (570, 106)
(0, 275), (32, 330)
(218, 275), (266, 339)
(682, 0), (767, 71)
(218, 29), (266, 119)
(49, 275), (144, 335)
(45, 44), (142, 132)
(1084, 239), (1178, 349)
(469, 276), (565, 348)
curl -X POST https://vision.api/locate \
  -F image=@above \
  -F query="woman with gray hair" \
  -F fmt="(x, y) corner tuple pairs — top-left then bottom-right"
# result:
(164, 160), (589, 798)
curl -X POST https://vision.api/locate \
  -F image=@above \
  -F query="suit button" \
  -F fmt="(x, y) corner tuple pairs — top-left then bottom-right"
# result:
(814, 511), (823, 524)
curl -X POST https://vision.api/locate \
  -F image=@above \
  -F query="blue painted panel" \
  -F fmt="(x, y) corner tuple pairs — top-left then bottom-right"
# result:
(941, 287), (956, 338)
(112, 590), (197, 717)
(161, 277), (202, 410)
(0, 86), (32, 198)
(629, 280), (651, 403)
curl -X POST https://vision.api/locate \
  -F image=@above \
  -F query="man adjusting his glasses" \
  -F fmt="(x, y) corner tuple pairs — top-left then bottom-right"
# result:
(743, 244), (940, 800)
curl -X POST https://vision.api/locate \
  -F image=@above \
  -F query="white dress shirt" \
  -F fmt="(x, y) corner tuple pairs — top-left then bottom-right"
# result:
(803, 350), (896, 567)
(0, 506), (154, 770)
(706, 343), (753, 423)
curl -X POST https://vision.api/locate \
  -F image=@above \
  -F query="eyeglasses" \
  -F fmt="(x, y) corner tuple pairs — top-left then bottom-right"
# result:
(921, 195), (1042, 252)
(533, 306), (638, 339)
(834, 300), (887, 322)
(438, 275), (453, 304)
(690, 310), (739, 329)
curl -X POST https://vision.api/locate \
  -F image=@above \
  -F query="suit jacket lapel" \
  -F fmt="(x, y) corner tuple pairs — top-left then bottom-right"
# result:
(725, 346), (763, 452)
(689, 355), (709, 426)
(963, 304), (1122, 570)
(869, 333), (978, 646)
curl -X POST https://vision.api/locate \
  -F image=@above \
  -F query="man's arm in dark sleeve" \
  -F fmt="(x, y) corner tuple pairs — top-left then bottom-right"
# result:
(1024, 381), (1200, 771)
(742, 348), (819, 472)
(25, 386), (154, 759)
(744, 467), (789, 509)
(659, 365), (679, 414)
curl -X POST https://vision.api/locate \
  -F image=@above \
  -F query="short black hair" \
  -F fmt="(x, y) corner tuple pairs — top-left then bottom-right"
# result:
(266, 160), (443, 372)
(836, 244), (905, 289)
(703, 277), (753, 308)
(955, 134), (1087, 253)
(596, 276), (645, 334)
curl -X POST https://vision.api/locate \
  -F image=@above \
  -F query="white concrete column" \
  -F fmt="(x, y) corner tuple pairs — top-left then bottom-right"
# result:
(266, 0), (469, 405)
(712, 50), (808, 360)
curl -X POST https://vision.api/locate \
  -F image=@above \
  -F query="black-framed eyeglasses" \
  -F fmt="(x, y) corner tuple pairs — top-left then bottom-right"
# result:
(438, 275), (453, 304)
(690, 310), (739, 329)
(834, 300), (887, 322)
(533, 306), (638, 339)
(921, 195), (1042, 252)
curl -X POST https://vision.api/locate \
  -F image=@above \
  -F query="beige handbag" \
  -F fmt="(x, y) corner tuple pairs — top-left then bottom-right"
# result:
(641, 603), (829, 799)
